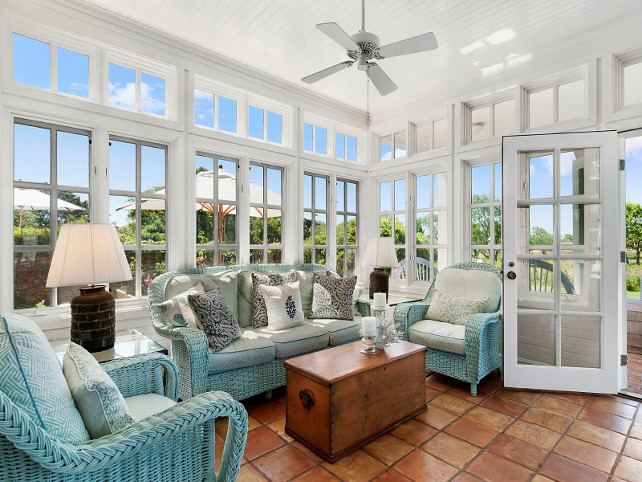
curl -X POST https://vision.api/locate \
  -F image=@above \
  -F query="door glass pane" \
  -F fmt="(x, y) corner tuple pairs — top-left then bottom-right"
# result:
(561, 260), (601, 312)
(518, 314), (556, 366)
(218, 96), (237, 133)
(471, 106), (491, 141)
(528, 153), (554, 199)
(561, 315), (600, 368)
(558, 80), (585, 122)
(472, 249), (490, 264)
(518, 259), (555, 309)
(560, 204), (600, 255)
(529, 88), (554, 128)
(560, 148), (600, 198)
(517, 205), (554, 254)
(494, 163), (502, 201)
(494, 207), (502, 244)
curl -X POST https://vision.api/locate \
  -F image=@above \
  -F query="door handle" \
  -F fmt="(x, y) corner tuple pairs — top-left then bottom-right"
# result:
(506, 271), (516, 280)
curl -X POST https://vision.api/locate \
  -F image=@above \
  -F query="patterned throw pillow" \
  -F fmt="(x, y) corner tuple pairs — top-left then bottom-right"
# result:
(251, 271), (297, 328)
(259, 281), (305, 331)
(155, 282), (204, 328)
(426, 289), (489, 325)
(309, 274), (357, 320)
(63, 342), (135, 439)
(188, 287), (242, 351)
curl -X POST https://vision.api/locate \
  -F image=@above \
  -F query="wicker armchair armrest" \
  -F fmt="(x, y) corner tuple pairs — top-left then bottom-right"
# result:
(393, 302), (430, 339)
(464, 311), (501, 370)
(0, 390), (247, 480)
(101, 352), (178, 402)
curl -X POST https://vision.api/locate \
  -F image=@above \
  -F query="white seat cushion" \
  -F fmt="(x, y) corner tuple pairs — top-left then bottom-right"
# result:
(308, 316), (361, 346)
(253, 323), (329, 358)
(125, 393), (176, 421)
(408, 319), (466, 355)
(208, 329), (275, 374)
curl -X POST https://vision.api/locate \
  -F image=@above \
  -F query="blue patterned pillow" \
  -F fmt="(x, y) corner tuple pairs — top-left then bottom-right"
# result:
(309, 274), (357, 320)
(0, 314), (89, 444)
(188, 287), (242, 352)
(63, 342), (135, 439)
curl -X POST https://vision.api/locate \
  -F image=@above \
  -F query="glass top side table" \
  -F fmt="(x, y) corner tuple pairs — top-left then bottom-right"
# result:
(50, 328), (168, 364)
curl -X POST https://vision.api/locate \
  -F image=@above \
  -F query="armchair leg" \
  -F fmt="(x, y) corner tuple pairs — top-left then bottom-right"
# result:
(470, 383), (478, 396)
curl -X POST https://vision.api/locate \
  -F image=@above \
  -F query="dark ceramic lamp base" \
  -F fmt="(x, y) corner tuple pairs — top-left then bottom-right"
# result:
(70, 285), (116, 352)
(369, 268), (389, 299)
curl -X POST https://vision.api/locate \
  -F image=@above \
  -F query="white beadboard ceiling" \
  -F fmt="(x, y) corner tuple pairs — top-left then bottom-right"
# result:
(81, 0), (640, 115)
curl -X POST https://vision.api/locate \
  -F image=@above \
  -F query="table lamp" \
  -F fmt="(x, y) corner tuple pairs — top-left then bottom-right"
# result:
(362, 236), (397, 299)
(46, 223), (132, 352)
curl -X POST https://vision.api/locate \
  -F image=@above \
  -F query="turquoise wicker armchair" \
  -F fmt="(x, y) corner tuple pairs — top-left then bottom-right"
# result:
(0, 314), (247, 481)
(393, 263), (502, 395)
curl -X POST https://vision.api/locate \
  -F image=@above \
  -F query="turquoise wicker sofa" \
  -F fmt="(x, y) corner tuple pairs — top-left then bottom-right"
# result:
(393, 263), (502, 395)
(0, 313), (247, 482)
(149, 263), (369, 401)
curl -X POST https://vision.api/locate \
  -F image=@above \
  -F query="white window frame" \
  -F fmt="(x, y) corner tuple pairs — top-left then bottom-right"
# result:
(302, 112), (365, 163)
(377, 126), (408, 162)
(302, 116), (332, 158)
(413, 117), (449, 154)
(246, 95), (292, 148)
(303, 172), (329, 266)
(249, 161), (285, 263)
(193, 75), (244, 135)
(463, 95), (516, 145)
(377, 174), (408, 283)
(336, 177), (359, 277)
(613, 49), (642, 117)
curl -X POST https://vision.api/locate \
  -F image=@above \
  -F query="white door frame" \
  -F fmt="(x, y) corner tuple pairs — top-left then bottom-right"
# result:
(503, 131), (621, 394)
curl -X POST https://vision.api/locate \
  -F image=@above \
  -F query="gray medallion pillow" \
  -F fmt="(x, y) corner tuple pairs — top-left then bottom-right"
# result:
(309, 274), (357, 320)
(251, 271), (296, 328)
(63, 342), (135, 439)
(188, 288), (241, 351)
(426, 289), (489, 325)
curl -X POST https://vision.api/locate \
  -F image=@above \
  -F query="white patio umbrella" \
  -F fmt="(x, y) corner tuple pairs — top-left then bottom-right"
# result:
(14, 188), (84, 235)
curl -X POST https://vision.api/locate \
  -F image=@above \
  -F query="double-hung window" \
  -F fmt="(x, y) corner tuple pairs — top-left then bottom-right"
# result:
(303, 173), (328, 265)
(336, 179), (358, 276)
(195, 154), (238, 266)
(13, 119), (91, 308)
(249, 163), (283, 263)
(109, 137), (167, 298)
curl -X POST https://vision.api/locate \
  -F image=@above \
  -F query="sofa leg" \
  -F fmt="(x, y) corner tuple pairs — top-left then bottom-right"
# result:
(265, 389), (273, 399)
(470, 383), (478, 396)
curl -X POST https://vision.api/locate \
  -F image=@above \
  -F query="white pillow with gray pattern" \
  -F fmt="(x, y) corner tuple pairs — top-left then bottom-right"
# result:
(309, 274), (357, 320)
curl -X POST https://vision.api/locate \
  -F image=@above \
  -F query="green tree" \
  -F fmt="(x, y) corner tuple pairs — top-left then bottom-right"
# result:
(530, 226), (554, 245)
(627, 202), (642, 264)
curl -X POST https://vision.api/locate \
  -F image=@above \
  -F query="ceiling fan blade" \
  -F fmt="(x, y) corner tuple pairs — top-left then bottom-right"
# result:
(301, 61), (354, 84)
(378, 32), (438, 58)
(316, 22), (359, 51)
(366, 62), (397, 96)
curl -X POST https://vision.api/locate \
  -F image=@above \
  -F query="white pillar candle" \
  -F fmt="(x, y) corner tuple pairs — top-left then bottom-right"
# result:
(362, 316), (377, 336)
(373, 292), (386, 310)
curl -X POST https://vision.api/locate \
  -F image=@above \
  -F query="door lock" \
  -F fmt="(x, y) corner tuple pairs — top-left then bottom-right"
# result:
(506, 271), (517, 280)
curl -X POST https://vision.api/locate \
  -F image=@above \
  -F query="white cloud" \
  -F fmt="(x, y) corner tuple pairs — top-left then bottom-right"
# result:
(560, 151), (576, 177)
(194, 89), (213, 100)
(530, 165), (536, 176)
(108, 81), (135, 108)
(141, 81), (165, 114)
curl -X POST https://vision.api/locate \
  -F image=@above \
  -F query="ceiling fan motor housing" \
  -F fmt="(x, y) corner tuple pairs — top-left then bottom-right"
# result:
(348, 31), (382, 60)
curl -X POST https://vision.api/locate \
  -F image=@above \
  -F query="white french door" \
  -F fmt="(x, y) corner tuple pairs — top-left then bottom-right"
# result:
(503, 131), (622, 393)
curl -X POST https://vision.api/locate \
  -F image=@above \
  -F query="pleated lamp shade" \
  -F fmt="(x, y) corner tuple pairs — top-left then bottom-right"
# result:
(46, 223), (132, 287)
(362, 237), (397, 268)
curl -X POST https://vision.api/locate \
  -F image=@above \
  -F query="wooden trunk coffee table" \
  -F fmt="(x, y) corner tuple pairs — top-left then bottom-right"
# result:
(284, 340), (427, 463)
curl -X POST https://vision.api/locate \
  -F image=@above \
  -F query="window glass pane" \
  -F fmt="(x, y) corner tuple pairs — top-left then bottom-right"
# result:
(336, 248), (345, 276)
(14, 124), (50, 184)
(347, 182), (357, 212)
(494, 207), (502, 244)
(529, 88), (554, 128)
(346, 248), (356, 274)
(109, 250), (136, 298)
(195, 155), (214, 199)
(248, 105), (264, 139)
(110, 195), (136, 245)
(249, 164), (263, 203)
(416, 175), (430, 209)
(218, 159), (236, 202)
(395, 214), (406, 245)
(197, 210), (214, 244)
(304, 175), (312, 209)
(434, 172), (447, 207)
(250, 209), (263, 244)
(266, 209), (282, 245)
(471, 165), (490, 203)
(380, 182), (392, 212)
(194, 89), (214, 127)
(140, 198), (165, 245)
(336, 215), (344, 245)
(266, 111), (282, 143)
(197, 249), (215, 267)
(346, 215), (357, 245)
(394, 179), (406, 211)
(433, 119), (447, 149)
(394, 130), (407, 158)
(435, 211), (447, 244)
(315, 176), (326, 210)
(141, 250), (165, 296)
(494, 99), (514, 136)
(336, 133), (345, 159)
(471, 207), (491, 245)
(559, 79), (585, 122)
(218, 96), (237, 133)
(108, 63), (136, 109)
(57, 131), (89, 188)
(267, 168), (282, 205)
(315, 126), (327, 155)
(416, 123), (431, 153)
(624, 62), (642, 107)
(347, 136), (357, 162)
(315, 213), (326, 244)
(13, 34), (50, 89)
(304, 212), (312, 245)
(140, 73), (165, 115)
(471, 106), (491, 141)
(380, 215), (392, 237)
(250, 249), (264, 263)
(416, 213), (430, 244)
(494, 163), (502, 201)
(14, 188), (50, 246)
(380, 134), (392, 161)
(314, 249), (326, 265)
(336, 180), (345, 212)
(303, 123), (313, 152)
(14, 251), (52, 308)
(141, 146), (165, 193)
(109, 140), (136, 191)
(220, 210), (236, 245)
(57, 47), (88, 98)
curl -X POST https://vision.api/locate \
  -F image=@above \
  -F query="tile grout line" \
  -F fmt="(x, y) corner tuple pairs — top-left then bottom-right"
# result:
(607, 401), (640, 480)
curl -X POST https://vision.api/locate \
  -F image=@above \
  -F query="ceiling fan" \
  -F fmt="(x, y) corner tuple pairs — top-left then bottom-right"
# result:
(301, 0), (438, 96)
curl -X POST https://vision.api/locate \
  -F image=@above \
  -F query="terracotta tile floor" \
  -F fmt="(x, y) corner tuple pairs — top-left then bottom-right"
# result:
(219, 371), (642, 481)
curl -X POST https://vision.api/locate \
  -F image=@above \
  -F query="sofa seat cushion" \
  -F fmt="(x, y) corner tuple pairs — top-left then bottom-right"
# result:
(125, 393), (177, 421)
(309, 316), (361, 346)
(253, 324), (329, 358)
(408, 319), (466, 355)
(208, 329), (275, 374)
(433, 268), (501, 313)
(0, 314), (89, 445)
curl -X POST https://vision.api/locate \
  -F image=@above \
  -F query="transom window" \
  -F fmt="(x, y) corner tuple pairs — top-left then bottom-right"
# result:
(303, 173), (328, 265)
(194, 89), (238, 134)
(380, 130), (407, 161)
(335, 132), (357, 162)
(470, 162), (502, 266)
(527, 78), (585, 128)
(109, 137), (167, 298)
(195, 154), (238, 267)
(249, 163), (283, 263)
(415, 118), (448, 153)
(13, 119), (91, 309)
(13, 33), (89, 98)
(466, 99), (515, 142)
(108, 62), (166, 116)
(303, 122), (328, 156)
(248, 105), (283, 144)
(336, 179), (358, 276)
